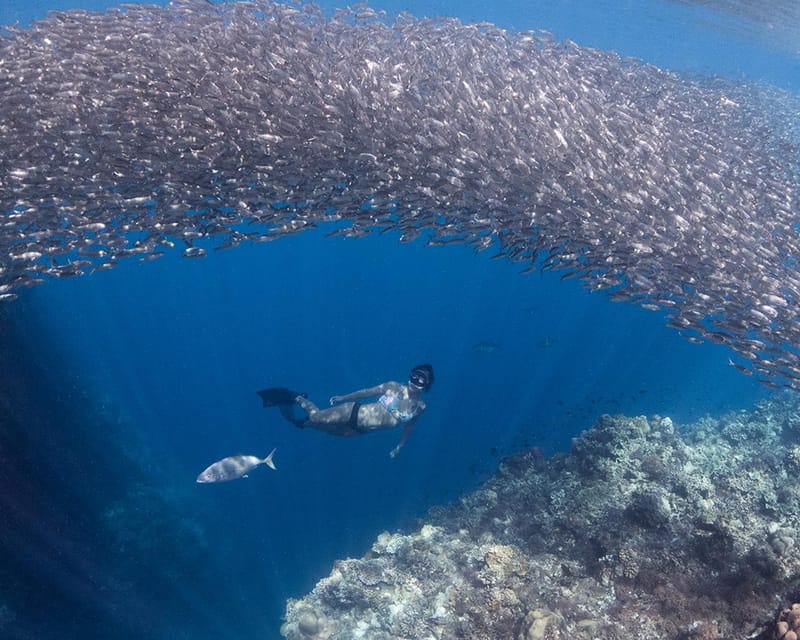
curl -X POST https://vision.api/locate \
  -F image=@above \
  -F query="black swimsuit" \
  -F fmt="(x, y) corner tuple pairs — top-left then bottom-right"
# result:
(348, 402), (370, 433)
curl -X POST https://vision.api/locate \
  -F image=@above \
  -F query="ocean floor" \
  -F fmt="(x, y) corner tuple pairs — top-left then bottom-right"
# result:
(282, 395), (800, 640)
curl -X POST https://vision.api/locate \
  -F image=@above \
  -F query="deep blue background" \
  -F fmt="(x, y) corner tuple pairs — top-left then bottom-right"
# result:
(1, 1), (796, 638)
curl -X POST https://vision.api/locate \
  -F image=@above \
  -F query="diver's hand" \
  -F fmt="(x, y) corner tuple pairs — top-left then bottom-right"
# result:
(330, 395), (342, 406)
(389, 446), (400, 458)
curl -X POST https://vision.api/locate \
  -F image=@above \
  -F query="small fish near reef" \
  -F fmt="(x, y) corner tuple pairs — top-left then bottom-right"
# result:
(196, 449), (277, 483)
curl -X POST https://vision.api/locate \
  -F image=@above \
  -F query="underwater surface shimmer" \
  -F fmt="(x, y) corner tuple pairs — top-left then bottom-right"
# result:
(0, 1), (798, 639)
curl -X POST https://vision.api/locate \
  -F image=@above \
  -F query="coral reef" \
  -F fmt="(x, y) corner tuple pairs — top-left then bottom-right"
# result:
(282, 395), (800, 639)
(775, 603), (800, 640)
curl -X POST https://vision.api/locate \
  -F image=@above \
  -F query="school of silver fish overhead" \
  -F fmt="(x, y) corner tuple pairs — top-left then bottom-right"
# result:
(0, 0), (798, 386)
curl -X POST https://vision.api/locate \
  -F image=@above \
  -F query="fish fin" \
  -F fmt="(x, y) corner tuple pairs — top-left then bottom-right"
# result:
(264, 447), (277, 470)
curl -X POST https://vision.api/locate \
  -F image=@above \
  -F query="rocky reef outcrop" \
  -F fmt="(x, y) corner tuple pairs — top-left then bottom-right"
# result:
(282, 395), (800, 639)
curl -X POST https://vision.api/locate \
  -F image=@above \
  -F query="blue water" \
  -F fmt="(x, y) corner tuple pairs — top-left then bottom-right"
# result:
(1, 1), (797, 639)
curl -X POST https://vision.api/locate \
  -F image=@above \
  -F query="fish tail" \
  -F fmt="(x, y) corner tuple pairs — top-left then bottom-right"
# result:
(264, 448), (277, 470)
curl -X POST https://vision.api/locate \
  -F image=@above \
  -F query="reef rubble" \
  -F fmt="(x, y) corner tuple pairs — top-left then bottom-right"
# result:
(282, 395), (800, 639)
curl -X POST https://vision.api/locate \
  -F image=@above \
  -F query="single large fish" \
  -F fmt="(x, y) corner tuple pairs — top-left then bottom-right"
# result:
(196, 449), (277, 483)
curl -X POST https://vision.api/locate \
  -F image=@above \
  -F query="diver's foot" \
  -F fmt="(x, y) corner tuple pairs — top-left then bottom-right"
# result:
(257, 387), (305, 407)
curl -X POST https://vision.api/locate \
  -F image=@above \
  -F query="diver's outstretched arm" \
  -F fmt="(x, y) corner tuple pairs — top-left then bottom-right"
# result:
(390, 417), (418, 458)
(330, 383), (392, 405)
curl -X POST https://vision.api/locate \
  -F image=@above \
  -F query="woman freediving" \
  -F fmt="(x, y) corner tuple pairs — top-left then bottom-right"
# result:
(258, 364), (434, 458)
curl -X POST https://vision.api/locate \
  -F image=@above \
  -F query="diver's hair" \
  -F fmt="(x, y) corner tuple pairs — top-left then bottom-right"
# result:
(409, 364), (434, 391)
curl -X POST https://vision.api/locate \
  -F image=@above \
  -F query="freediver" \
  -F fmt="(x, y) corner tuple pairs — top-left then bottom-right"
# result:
(257, 364), (434, 458)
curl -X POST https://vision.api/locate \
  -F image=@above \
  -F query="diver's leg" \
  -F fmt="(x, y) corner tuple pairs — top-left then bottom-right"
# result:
(285, 395), (330, 429)
(295, 396), (320, 414)
(302, 402), (357, 435)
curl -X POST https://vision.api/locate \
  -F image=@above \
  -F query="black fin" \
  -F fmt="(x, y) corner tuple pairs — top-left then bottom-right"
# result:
(257, 387), (301, 407)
